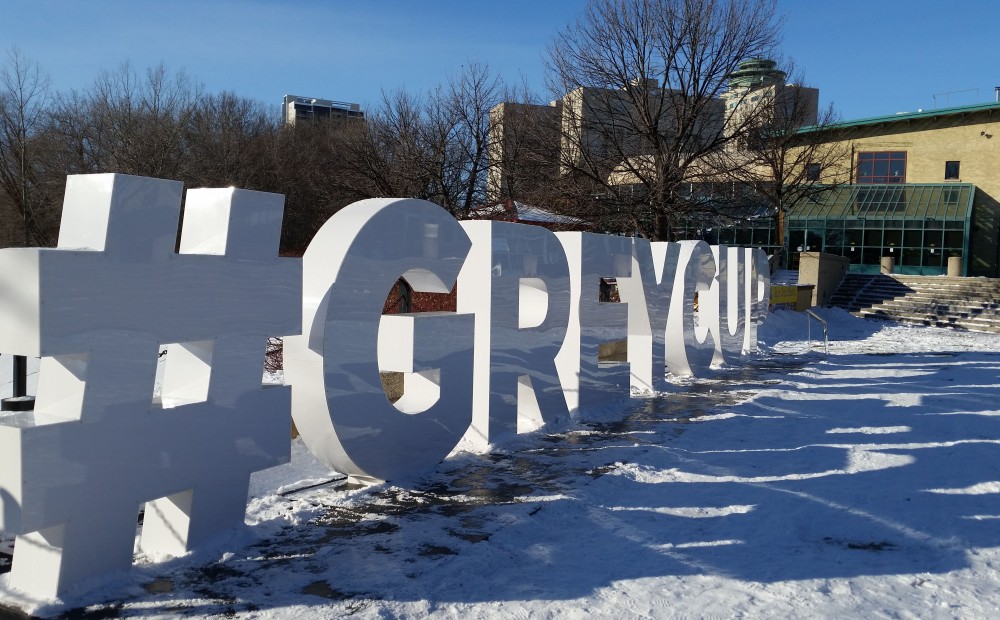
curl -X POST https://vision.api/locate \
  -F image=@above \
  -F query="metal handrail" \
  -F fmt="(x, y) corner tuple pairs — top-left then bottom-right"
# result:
(804, 309), (829, 355)
(849, 275), (877, 310)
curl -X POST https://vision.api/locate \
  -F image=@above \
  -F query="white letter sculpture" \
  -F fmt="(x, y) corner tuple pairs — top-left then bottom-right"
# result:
(285, 198), (475, 482)
(0, 174), (300, 599)
(555, 232), (632, 414)
(665, 240), (717, 377)
(617, 239), (681, 393)
(0, 174), (774, 604)
(750, 248), (771, 339)
(711, 245), (747, 365)
(458, 221), (572, 448)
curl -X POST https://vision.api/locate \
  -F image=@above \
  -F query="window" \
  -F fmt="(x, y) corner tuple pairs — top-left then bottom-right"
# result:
(854, 186), (906, 215)
(806, 162), (821, 182)
(856, 151), (906, 183)
(945, 160), (960, 180)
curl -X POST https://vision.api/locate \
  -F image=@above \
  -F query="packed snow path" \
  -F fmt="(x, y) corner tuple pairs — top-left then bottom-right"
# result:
(4, 308), (1000, 618)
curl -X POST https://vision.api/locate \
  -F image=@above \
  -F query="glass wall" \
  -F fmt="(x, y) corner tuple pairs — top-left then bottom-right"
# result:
(672, 199), (780, 255)
(703, 221), (779, 254)
(666, 184), (974, 276)
(787, 184), (973, 275)
(674, 217), (779, 255)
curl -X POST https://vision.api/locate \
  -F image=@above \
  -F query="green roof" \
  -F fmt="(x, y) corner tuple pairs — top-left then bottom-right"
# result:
(799, 102), (1000, 134)
(728, 58), (785, 89)
(790, 184), (975, 221)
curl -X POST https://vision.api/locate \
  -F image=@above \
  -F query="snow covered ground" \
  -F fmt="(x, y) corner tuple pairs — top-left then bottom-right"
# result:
(5, 308), (1000, 618)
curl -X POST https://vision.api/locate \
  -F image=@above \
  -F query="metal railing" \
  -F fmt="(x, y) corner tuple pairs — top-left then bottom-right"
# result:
(804, 309), (829, 355)
(1, 354), (36, 411)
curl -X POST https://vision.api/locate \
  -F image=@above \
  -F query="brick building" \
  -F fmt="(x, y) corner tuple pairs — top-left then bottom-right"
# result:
(786, 103), (1000, 276)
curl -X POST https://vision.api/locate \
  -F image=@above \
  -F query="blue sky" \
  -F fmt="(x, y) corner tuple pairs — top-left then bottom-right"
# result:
(2, 0), (998, 122)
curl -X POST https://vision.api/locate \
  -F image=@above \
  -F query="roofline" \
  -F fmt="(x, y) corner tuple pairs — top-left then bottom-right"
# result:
(798, 101), (1000, 134)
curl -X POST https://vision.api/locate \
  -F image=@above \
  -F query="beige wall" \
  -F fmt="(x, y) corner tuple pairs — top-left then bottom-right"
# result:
(811, 113), (1000, 197)
(487, 101), (561, 202)
(721, 83), (819, 143)
(798, 251), (851, 306)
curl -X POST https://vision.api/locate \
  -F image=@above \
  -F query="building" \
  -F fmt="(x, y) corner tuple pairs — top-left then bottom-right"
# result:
(487, 59), (815, 204)
(555, 81), (705, 177)
(487, 102), (561, 202)
(720, 59), (818, 143)
(780, 103), (1000, 276)
(282, 95), (364, 126)
(488, 82), (731, 202)
(488, 61), (1000, 277)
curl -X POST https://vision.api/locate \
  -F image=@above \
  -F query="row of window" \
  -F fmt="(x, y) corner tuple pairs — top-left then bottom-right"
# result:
(855, 151), (904, 183)
(807, 152), (962, 183)
(791, 227), (965, 250)
(788, 224), (964, 275)
(678, 218), (965, 276)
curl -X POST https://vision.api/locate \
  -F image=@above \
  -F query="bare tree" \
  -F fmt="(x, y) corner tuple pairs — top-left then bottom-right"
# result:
(431, 62), (504, 217)
(545, 0), (781, 240)
(51, 62), (203, 179)
(269, 119), (359, 252)
(338, 88), (433, 200)
(712, 63), (850, 262)
(0, 48), (51, 245)
(0, 55), (531, 253)
(335, 62), (509, 218)
(185, 91), (279, 189)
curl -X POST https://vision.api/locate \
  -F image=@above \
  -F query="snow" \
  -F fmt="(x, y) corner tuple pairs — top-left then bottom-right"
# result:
(6, 308), (1000, 618)
(467, 200), (587, 226)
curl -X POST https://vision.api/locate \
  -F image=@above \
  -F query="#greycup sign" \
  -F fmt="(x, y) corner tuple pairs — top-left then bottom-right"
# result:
(0, 173), (769, 600)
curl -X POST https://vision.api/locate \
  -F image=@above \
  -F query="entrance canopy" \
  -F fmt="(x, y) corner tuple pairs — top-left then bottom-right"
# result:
(792, 184), (974, 221)
(788, 184), (974, 275)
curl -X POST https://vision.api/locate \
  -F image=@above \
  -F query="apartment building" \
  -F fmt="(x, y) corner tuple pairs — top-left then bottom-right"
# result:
(282, 95), (364, 126)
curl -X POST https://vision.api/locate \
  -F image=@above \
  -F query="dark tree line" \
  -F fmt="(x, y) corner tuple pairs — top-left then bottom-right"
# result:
(0, 52), (514, 252)
(1, 1), (840, 255)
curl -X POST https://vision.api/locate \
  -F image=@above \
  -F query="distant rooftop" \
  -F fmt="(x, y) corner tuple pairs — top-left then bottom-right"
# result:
(467, 200), (587, 227)
(282, 95), (361, 112)
(282, 94), (363, 125)
(800, 101), (1000, 134)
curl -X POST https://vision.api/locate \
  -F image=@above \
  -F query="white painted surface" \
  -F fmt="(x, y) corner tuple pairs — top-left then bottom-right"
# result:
(458, 221), (572, 450)
(286, 198), (474, 482)
(0, 174), (299, 598)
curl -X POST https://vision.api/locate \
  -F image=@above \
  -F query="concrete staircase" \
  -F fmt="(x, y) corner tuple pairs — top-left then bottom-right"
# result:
(828, 273), (1000, 333)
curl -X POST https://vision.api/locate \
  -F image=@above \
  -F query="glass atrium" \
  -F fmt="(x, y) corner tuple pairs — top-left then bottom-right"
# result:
(786, 184), (973, 275)
(675, 201), (781, 256)
(665, 184), (976, 276)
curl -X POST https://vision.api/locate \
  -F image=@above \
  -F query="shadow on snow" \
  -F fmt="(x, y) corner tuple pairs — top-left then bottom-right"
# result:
(21, 348), (1000, 618)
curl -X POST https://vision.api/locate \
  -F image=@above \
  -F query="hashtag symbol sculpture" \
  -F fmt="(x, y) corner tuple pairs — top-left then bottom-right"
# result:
(0, 174), (300, 599)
